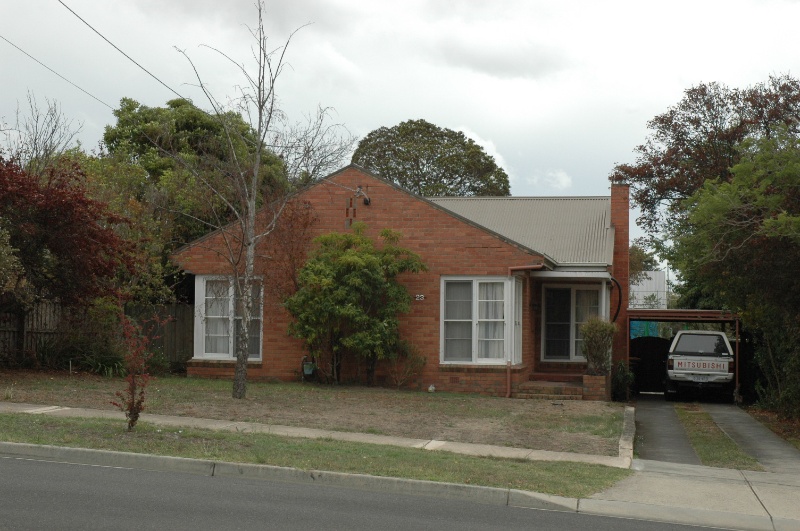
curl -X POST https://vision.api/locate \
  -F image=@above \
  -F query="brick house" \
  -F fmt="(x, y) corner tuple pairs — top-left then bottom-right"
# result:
(173, 164), (629, 397)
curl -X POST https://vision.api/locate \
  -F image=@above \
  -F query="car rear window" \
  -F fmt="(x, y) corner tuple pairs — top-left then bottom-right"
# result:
(672, 334), (731, 356)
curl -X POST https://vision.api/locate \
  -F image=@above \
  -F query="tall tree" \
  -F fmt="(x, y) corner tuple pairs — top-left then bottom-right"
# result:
(351, 119), (511, 197)
(669, 128), (800, 417)
(102, 97), (286, 247)
(172, 2), (352, 399)
(610, 74), (800, 252)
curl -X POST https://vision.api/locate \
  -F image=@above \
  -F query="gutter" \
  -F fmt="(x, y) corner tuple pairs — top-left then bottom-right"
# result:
(507, 263), (545, 276)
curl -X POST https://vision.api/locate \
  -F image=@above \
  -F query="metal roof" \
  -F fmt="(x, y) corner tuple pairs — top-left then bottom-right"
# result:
(627, 309), (739, 322)
(428, 196), (614, 266)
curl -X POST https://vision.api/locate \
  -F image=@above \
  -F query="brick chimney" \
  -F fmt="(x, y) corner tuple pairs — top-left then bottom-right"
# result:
(610, 184), (629, 364)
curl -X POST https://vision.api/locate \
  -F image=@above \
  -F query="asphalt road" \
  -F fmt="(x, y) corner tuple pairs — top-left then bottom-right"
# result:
(0, 456), (702, 531)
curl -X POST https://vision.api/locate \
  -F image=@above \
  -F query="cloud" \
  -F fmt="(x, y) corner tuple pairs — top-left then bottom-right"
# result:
(433, 38), (569, 80)
(517, 169), (573, 194)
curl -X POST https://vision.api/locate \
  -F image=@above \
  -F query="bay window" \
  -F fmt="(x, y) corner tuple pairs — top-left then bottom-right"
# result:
(441, 277), (522, 364)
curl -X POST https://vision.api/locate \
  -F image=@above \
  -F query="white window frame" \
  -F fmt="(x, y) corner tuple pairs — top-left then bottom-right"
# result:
(193, 275), (263, 361)
(541, 284), (603, 362)
(440, 276), (522, 365)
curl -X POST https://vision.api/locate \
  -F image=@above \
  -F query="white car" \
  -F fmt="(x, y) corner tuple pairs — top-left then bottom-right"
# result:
(665, 330), (735, 400)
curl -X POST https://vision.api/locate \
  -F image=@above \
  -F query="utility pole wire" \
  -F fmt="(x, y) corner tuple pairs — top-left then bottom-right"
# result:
(58, 0), (186, 102)
(0, 33), (113, 110)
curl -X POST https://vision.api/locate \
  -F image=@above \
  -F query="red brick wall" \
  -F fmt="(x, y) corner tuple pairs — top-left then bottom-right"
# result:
(175, 166), (543, 394)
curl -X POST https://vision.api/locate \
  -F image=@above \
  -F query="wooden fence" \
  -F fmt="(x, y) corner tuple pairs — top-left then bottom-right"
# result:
(0, 302), (194, 365)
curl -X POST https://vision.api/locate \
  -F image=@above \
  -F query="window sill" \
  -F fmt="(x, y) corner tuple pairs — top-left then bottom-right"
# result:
(439, 363), (527, 373)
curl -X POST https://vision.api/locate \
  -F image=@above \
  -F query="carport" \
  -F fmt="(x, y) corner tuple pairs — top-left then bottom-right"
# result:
(627, 309), (741, 395)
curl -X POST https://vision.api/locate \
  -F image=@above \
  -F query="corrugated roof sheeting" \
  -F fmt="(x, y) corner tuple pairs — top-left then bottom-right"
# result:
(429, 197), (614, 265)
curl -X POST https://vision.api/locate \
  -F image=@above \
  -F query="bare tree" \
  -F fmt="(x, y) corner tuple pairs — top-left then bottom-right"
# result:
(176, 2), (352, 399)
(1, 92), (81, 176)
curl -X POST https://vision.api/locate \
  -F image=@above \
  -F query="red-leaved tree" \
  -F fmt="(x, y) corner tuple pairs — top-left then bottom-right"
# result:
(0, 156), (135, 357)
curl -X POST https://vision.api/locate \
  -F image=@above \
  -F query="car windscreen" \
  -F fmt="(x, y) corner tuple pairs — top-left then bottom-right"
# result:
(672, 334), (731, 356)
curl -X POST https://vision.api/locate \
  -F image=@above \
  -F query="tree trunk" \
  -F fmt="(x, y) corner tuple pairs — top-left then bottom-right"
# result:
(232, 301), (250, 399)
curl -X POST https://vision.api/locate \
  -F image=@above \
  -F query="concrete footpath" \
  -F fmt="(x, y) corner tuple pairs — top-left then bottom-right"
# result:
(1, 402), (798, 531)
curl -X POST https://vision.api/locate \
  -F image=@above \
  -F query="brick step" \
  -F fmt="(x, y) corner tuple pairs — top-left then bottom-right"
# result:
(529, 372), (583, 384)
(513, 393), (583, 401)
(515, 380), (584, 400)
(519, 380), (583, 392)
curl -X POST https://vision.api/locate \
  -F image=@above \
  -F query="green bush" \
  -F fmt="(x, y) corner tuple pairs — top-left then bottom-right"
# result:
(580, 317), (617, 376)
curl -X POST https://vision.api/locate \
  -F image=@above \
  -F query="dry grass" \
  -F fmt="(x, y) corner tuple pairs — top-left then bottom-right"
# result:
(747, 407), (800, 452)
(0, 370), (624, 456)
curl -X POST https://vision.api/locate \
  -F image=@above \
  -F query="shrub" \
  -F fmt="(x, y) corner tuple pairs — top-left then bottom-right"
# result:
(387, 341), (426, 389)
(111, 313), (164, 431)
(580, 317), (617, 376)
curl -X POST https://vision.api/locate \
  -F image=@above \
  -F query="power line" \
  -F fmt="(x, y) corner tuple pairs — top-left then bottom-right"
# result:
(0, 33), (114, 110)
(58, 0), (187, 102)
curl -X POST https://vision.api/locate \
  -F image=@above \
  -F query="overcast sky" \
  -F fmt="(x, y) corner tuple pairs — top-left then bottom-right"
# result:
(3, 1), (800, 227)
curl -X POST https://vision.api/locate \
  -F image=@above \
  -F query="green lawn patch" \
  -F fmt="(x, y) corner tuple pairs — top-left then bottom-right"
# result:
(0, 413), (630, 499)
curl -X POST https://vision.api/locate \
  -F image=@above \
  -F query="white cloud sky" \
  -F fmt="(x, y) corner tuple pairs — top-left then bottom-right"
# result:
(3, 0), (800, 242)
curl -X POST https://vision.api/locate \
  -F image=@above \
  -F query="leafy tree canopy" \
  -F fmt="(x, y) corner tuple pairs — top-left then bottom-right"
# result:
(285, 223), (426, 384)
(102, 97), (286, 246)
(103, 98), (263, 180)
(669, 128), (800, 417)
(351, 119), (510, 197)
(610, 74), (800, 251)
(0, 157), (135, 312)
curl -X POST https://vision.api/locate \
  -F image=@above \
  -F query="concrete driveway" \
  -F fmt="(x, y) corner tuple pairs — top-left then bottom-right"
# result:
(633, 393), (701, 465)
(634, 393), (800, 472)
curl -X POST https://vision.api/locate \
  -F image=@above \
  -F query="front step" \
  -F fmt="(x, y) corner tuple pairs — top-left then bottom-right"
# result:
(529, 372), (583, 383)
(513, 380), (583, 400)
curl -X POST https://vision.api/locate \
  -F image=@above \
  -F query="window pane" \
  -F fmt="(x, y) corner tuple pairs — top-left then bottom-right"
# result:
(235, 281), (263, 318)
(444, 321), (472, 361)
(205, 317), (229, 354)
(206, 280), (229, 298)
(545, 288), (570, 322)
(545, 337), (570, 359)
(233, 318), (262, 359)
(478, 339), (504, 359)
(478, 282), (504, 319)
(479, 321), (505, 340)
(206, 298), (228, 318)
(575, 289), (599, 323)
(479, 282), (504, 300)
(478, 322), (504, 359)
(445, 281), (472, 319)
(544, 289), (571, 359)
(446, 301), (472, 320)
(205, 280), (230, 318)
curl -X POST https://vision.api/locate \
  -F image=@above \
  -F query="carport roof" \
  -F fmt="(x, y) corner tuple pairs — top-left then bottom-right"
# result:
(627, 309), (739, 322)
